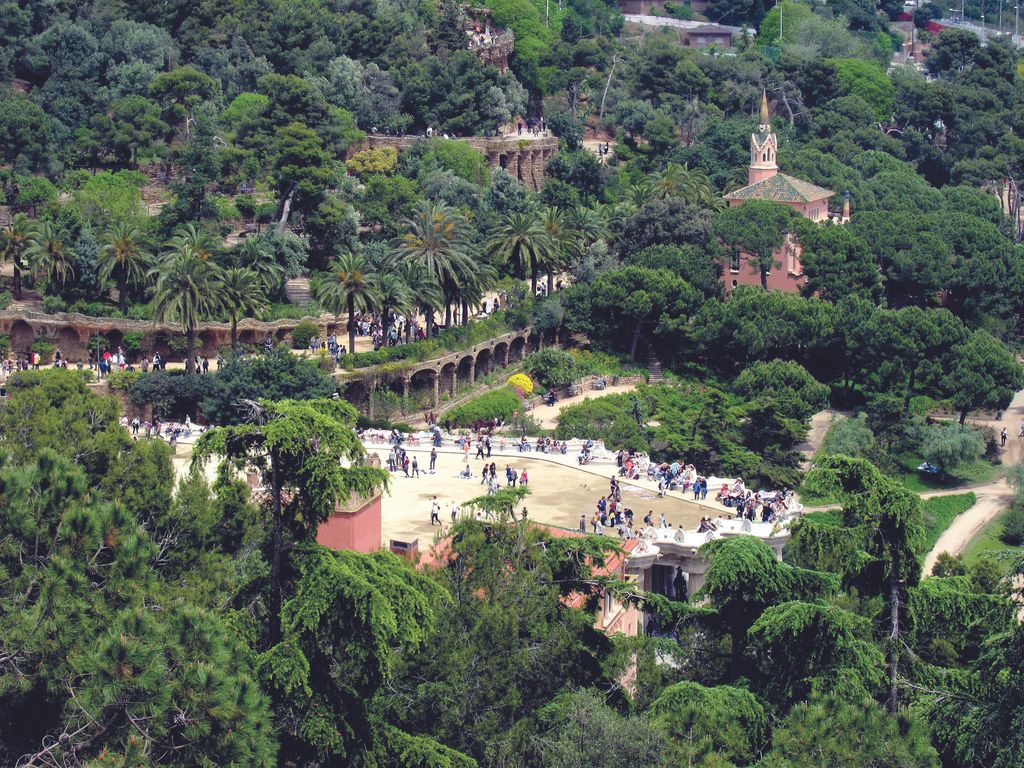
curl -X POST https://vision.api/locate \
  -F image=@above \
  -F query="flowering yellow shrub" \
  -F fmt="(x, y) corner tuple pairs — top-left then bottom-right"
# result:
(508, 373), (534, 397)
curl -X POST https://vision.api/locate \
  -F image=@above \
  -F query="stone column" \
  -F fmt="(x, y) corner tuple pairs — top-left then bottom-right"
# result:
(367, 382), (377, 421)
(468, 358), (476, 385)
(401, 376), (410, 416)
(449, 367), (457, 398)
(432, 371), (440, 408)
(506, 152), (519, 182)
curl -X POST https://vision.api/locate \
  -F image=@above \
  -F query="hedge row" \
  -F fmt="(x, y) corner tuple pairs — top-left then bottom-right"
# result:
(441, 387), (522, 429)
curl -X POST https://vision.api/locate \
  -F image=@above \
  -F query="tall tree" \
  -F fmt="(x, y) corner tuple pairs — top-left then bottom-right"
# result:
(0, 212), (33, 299)
(486, 210), (554, 296)
(150, 234), (224, 374)
(392, 201), (475, 336)
(314, 252), (380, 355)
(712, 200), (797, 290)
(100, 221), (150, 313)
(25, 220), (74, 289)
(221, 267), (269, 354)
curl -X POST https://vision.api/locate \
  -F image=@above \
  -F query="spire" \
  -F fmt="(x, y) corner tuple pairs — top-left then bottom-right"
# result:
(841, 190), (851, 223)
(758, 89), (770, 128)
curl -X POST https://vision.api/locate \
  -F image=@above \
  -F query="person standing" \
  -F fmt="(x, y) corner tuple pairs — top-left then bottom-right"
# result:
(485, 435), (492, 458)
(520, 469), (528, 486)
(430, 497), (441, 526)
(412, 456), (420, 477)
(429, 446), (437, 471)
(579, 514), (586, 533)
(451, 501), (460, 524)
(476, 439), (485, 460)
(1001, 427), (1008, 447)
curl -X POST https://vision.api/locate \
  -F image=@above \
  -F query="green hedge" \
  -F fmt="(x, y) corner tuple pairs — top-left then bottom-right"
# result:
(441, 387), (522, 428)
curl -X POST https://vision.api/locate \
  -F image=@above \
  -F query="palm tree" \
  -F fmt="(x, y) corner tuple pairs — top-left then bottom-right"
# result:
(0, 213), (33, 300)
(234, 237), (285, 300)
(626, 181), (656, 210)
(165, 222), (218, 262)
(100, 222), (150, 313)
(569, 206), (610, 251)
(394, 260), (443, 343)
(391, 201), (475, 336)
(26, 221), (75, 289)
(150, 244), (224, 374)
(374, 272), (412, 339)
(314, 252), (379, 355)
(485, 210), (552, 297)
(221, 267), (269, 354)
(540, 206), (577, 295)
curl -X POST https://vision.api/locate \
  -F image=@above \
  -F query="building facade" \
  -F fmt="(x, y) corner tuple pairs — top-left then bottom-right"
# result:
(720, 92), (834, 292)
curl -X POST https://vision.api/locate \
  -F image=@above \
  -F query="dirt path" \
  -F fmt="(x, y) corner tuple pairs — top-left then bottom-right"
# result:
(923, 480), (1015, 574)
(531, 383), (638, 429)
(920, 388), (1024, 574)
(795, 409), (841, 468)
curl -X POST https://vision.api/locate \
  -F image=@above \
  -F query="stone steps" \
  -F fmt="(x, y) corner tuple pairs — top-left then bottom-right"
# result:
(285, 277), (312, 304)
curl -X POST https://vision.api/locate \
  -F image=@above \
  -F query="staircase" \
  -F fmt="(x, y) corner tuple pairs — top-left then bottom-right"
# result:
(644, 341), (664, 383)
(285, 277), (312, 304)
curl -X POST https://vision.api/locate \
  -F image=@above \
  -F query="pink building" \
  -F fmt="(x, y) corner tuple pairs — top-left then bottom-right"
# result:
(721, 92), (834, 292)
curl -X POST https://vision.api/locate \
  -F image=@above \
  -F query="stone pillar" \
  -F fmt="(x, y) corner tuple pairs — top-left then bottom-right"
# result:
(506, 152), (519, 182)
(449, 367), (457, 398)
(468, 358), (475, 385)
(401, 376), (410, 416)
(367, 382), (377, 420)
(432, 371), (440, 408)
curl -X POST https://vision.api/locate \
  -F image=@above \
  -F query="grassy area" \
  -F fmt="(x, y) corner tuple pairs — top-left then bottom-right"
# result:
(920, 493), (976, 552)
(895, 453), (1003, 493)
(802, 509), (842, 526)
(961, 508), (1024, 574)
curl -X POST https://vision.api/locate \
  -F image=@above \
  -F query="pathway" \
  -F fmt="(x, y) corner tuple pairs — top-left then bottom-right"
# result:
(530, 382), (639, 429)
(921, 387), (1024, 574)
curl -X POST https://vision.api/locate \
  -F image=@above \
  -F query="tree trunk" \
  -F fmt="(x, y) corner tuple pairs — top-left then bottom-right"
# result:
(270, 446), (283, 644)
(630, 321), (643, 360)
(276, 184), (296, 234)
(531, 258), (538, 296)
(444, 302), (452, 328)
(461, 298), (469, 326)
(887, 562), (901, 712)
(959, 408), (968, 425)
(347, 294), (356, 355)
(185, 326), (196, 375)
(547, 269), (554, 296)
(426, 307), (434, 338)
(12, 266), (21, 301)
(118, 273), (128, 314)
(760, 263), (768, 291)
(231, 318), (238, 354)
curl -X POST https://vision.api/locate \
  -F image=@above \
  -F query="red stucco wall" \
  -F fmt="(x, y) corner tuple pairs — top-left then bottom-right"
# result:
(316, 494), (383, 553)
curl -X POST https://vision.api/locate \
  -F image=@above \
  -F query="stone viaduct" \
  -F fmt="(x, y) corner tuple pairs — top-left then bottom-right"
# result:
(0, 310), (334, 362)
(339, 328), (533, 419)
(362, 134), (559, 192)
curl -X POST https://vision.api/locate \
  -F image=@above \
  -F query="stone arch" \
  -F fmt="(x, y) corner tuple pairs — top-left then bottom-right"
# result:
(54, 326), (83, 360)
(509, 335), (526, 362)
(440, 361), (457, 398)
(7, 319), (35, 354)
(493, 341), (509, 368)
(238, 329), (260, 347)
(457, 353), (475, 388)
(106, 329), (124, 351)
(197, 329), (219, 357)
(474, 347), (491, 379)
(410, 367), (439, 409)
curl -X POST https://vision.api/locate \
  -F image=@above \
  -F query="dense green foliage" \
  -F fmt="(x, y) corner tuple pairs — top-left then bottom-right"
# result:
(441, 387), (523, 428)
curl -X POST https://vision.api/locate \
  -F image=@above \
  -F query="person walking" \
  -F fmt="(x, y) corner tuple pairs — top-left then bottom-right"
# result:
(485, 435), (492, 458)
(430, 497), (441, 526)
(429, 446), (437, 471)
(1001, 427), (1008, 447)
(579, 514), (586, 533)
(412, 456), (420, 477)
(520, 469), (528, 486)
(451, 501), (460, 523)
(476, 439), (485, 460)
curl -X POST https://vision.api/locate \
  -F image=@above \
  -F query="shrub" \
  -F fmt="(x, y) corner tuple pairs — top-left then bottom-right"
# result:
(357, 415), (415, 431)
(508, 373), (534, 397)
(0, 291), (12, 310)
(31, 339), (56, 363)
(106, 369), (143, 390)
(524, 348), (579, 390)
(371, 389), (402, 420)
(123, 331), (146, 359)
(41, 295), (67, 314)
(1000, 497), (1024, 546)
(442, 387), (523, 428)
(68, 300), (118, 317)
(127, 303), (152, 320)
(0, 334), (11, 357)
(347, 147), (398, 178)
(554, 395), (650, 452)
(128, 370), (212, 420)
(291, 321), (320, 350)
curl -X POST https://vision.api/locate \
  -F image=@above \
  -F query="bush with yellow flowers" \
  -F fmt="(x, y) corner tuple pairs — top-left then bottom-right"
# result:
(508, 373), (534, 397)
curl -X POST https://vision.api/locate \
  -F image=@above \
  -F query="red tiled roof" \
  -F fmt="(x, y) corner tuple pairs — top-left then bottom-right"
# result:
(724, 173), (834, 204)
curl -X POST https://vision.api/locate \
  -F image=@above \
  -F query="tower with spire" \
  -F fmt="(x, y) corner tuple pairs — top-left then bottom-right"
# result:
(748, 90), (779, 185)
